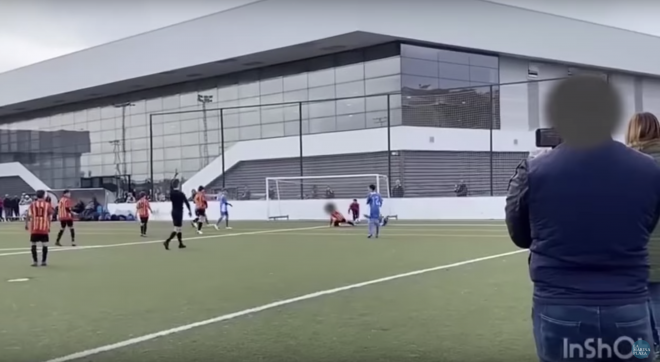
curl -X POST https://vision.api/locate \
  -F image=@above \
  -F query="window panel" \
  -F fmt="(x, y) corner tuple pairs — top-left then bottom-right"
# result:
(401, 44), (439, 61)
(401, 57), (439, 78)
(438, 78), (471, 90)
(309, 85), (335, 101)
(240, 110), (261, 126)
(402, 75), (438, 90)
(131, 150), (148, 162)
(74, 111), (87, 124)
(180, 119), (200, 132)
(336, 80), (365, 98)
(152, 160), (165, 174)
(366, 95), (392, 112)
(284, 89), (308, 102)
(130, 137), (148, 151)
(335, 63), (365, 83)
(336, 113), (366, 131)
(162, 95), (181, 110)
(164, 146), (182, 160)
(163, 134), (181, 147)
(152, 148), (164, 162)
(308, 68), (335, 88)
(261, 123), (284, 138)
(365, 57), (400, 79)
(129, 114), (147, 127)
(164, 121), (181, 135)
(223, 127), (239, 142)
(218, 85), (239, 101)
(336, 98), (365, 115)
(180, 92), (198, 107)
(284, 104), (308, 121)
(132, 162), (148, 176)
(132, 100), (146, 114)
(439, 62), (470, 81)
(181, 157), (201, 172)
(437, 49), (470, 64)
(260, 77), (283, 95)
(238, 82), (259, 98)
(308, 101), (336, 118)
(469, 53), (498, 68)
(239, 125), (261, 140)
(100, 106), (116, 119)
(239, 96), (260, 108)
(180, 132), (200, 146)
(283, 73), (308, 91)
(469, 66), (499, 84)
(101, 118), (116, 130)
(181, 145), (200, 159)
(87, 108), (101, 121)
(309, 116), (336, 134)
(128, 126), (147, 138)
(163, 159), (181, 174)
(261, 106), (284, 124)
(366, 75), (401, 95)
(223, 113), (239, 128)
(261, 93), (283, 106)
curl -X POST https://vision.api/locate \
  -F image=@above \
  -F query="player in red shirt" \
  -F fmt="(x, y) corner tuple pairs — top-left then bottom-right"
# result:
(330, 210), (355, 227)
(136, 192), (152, 237)
(27, 190), (53, 267)
(55, 189), (76, 247)
(348, 199), (360, 222)
(192, 186), (208, 234)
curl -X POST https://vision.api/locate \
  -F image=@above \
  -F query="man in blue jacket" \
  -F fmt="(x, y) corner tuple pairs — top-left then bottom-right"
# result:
(506, 76), (660, 361)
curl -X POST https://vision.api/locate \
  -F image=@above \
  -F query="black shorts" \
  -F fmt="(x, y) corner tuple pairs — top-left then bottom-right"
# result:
(351, 212), (359, 220)
(195, 209), (206, 218)
(30, 234), (49, 243)
(60, 220), (74, 228)
(171, 211), (183, 228)
(140, 216), (149, 223)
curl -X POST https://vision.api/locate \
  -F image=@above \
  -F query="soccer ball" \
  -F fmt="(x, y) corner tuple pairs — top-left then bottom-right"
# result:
(323, 202), (336, 214)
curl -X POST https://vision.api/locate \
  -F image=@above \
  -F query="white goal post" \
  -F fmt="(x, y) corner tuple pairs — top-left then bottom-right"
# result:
(265, 174), (397, 221)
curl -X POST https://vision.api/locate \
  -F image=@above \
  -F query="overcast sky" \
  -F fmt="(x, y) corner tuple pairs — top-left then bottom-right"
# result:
(1, 0), (659, 74)
(0, 0), (256, 73)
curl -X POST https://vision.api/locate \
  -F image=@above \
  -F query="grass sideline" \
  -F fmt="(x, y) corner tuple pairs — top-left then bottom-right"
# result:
(0, 220), (534, 362)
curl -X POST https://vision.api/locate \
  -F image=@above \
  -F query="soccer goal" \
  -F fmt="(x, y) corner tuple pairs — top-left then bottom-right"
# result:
(265, 174), (397, 221)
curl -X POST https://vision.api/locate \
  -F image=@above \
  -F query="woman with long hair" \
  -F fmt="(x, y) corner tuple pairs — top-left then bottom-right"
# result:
(627, 111), (660, 356)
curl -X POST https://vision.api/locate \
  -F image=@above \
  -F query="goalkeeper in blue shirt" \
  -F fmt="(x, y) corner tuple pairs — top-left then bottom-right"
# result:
(366, 184), (384, 238)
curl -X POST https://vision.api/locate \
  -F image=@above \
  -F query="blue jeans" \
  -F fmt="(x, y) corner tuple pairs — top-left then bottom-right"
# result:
(533, 302), (655, 361)
(649, 283), (660, 347)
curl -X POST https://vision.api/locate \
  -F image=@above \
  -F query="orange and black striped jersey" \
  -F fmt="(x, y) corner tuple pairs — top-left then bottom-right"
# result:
(331, 211), (345, 222)
(136, 198), (151, 218)
(29, 200), (53, 235)
(58, 196), (73, 221)
(194, 192), (207, 210)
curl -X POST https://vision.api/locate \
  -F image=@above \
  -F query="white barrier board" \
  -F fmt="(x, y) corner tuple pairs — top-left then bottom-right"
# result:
(107, 197), (506, 221)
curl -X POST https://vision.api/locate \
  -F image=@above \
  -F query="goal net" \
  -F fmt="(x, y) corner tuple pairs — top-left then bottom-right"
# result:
(265, 174), (396, 221)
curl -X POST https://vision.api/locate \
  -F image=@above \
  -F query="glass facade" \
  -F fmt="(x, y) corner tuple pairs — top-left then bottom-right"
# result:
(0, 44), (403, 189)
(400, 44), (500, 130)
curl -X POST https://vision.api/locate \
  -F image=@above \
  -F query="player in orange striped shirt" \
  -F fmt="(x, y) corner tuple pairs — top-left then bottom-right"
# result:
(136, 192), (152, 237)
(55, 189), (76, 247)
(330, 210), (355, 227)
(192, 186), (208, 235)
(27, 190), (53, 267)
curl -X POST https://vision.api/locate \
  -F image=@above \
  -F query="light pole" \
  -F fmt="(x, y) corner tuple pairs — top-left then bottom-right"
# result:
(113, 102), (134, 177)
(197, 94), (213, 167)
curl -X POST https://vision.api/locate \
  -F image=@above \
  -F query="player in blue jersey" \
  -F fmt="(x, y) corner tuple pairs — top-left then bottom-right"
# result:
(366, 184), (383, 238)
(214, 191), (233, 230)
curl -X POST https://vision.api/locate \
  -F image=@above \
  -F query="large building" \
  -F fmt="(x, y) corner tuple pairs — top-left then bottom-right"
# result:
(1, 0), (659, 199)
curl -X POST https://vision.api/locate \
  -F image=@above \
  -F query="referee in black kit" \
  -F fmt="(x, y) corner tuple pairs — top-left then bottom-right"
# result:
(164, 179), (192, 250)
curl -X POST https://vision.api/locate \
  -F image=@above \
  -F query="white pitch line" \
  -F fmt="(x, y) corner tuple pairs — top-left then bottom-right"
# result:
(43, 248), (527, 362)
(0, 226), (326, 257)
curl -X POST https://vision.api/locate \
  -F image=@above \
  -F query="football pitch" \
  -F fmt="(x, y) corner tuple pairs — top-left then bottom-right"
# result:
(0, 220), (536, 362)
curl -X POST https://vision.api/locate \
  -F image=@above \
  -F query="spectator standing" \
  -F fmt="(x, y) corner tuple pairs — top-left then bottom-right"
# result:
(325, 186), (335, 199)
(3, 195), (11, 220)
(0, 194), (3, 221)
(507, 77), (659, 361)
(626, 111), (660, 350)
(454, 180), (468, 197)
(392, 180), (404, 198)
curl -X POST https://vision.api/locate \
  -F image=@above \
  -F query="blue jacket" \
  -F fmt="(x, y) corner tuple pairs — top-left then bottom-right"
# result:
(506, 140), (660, 305)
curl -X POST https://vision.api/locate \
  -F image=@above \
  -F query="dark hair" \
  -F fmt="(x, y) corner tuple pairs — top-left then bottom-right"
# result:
(36, 190), (45, 199)
(139, 192), (146, 199)
(198, 186), (205, 192)
(369, 184), (376, 191)
(63, 189), (70, 195)
(171, 179), (180, 190)
(353, 199), (357, 202)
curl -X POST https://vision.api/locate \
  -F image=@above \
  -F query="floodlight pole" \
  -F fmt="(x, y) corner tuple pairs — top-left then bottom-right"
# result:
(198, 94), (213, 168)
(113, 102), (134, 177)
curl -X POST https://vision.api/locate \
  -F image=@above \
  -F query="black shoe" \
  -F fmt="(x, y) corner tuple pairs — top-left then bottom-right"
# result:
(163, 240), (170, 250)
(178, 244), (187, 249)
(40, 262), (47, 267)
(55, 242), (62, 247)
(31, 262), (38, 267)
